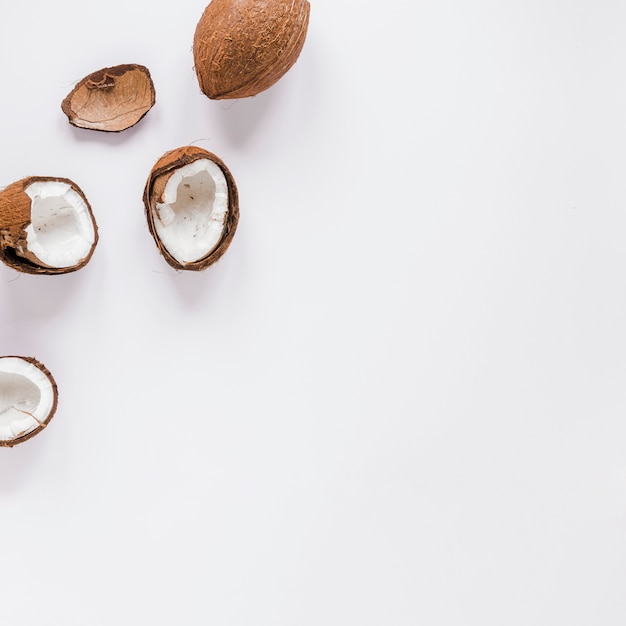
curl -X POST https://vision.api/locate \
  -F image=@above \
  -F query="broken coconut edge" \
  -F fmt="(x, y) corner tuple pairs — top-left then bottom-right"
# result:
(0, 176), (99, 275)
(61, 64), (156, 133)
(143, 146), (239, 271)
(0, 356), (58, 448)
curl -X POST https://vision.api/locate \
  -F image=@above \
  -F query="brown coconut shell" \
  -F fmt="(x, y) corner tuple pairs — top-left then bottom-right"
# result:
(0, 176), (98, 275)
(0, 356), (58, 448)
(61, 64), (156, 132)
(143, 146), (239, 271)
(193, 0), (310, 99)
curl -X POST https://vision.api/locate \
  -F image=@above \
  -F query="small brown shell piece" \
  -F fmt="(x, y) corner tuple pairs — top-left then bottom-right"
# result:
(143, 146), (239, 271)
(0, 356), (58, 448)
(0, 176), (98, 275)
(61, 64), (156, 132)
(193, 0), (310, 100)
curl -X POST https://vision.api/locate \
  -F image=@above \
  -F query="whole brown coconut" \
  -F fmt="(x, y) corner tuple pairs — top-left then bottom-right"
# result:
(143, 146), (239, 271)
(193, 0), (310, 99)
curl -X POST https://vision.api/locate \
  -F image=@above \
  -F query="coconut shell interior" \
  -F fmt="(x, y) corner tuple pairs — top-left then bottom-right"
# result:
(62, 64), (156, 132)
(193, 0), (310, 99)
(143, 146), (239, 271)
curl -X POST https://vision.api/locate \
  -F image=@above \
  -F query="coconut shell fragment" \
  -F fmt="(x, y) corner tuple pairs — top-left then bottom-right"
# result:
(0, 176), (98, 274)
(0, 356), (58, 448)
(193, 0), (310, 99)
(143, 146), (239, 271)
(62, 64), (155, 132)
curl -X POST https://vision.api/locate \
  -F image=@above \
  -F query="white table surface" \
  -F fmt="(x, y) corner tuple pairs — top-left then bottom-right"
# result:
(1, 1), (626, 623)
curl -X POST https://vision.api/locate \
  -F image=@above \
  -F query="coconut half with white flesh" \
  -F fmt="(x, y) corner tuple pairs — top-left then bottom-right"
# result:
(143, 146), (239, 271)
(0, 356), (58, 447)
(0, 176), (98, 274)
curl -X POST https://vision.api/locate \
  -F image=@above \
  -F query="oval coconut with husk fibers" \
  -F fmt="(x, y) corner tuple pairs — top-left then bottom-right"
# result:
(193, 0), (310, 99)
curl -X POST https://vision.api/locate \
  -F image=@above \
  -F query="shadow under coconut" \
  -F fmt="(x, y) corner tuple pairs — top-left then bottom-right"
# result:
(162, 266), (222, 308)
(152, 247), (245, 311)
(206, 86), (280, 148)
(64, 117), (151, 148)
(2, 265), (95, 326)
(0, 436), (51, 491)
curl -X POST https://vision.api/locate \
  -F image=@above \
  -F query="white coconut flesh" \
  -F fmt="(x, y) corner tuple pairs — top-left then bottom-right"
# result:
(0, 358), (55, 443)
(153, 159), (229, 264)
(22, 181), (95, 268)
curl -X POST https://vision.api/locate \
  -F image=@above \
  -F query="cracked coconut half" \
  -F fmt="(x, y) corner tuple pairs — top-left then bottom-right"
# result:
(0, 357), (58, 447)
(0, 176), (98, 274)
(143, 146), (239, 271)
(62, 64), (156, 132)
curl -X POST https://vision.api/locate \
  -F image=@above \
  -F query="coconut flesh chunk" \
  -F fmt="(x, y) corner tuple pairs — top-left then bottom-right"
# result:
(153, 158), (229, 265)
(0, 358), (55, 444)
(23, 180), (96, 268)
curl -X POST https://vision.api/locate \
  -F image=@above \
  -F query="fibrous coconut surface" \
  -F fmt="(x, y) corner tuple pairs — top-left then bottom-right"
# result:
(193, 0), (310, 99)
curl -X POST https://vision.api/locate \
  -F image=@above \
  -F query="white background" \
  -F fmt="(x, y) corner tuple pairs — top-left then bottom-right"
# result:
(2, 0), (626, 623)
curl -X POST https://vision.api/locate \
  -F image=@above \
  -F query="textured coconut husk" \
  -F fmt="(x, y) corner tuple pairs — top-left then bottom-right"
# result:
(61, 64), (156, 132)
(193, 0), (310, 99)
(143, 146), (239, 271)
(0, 176), (98, 275)
(0, 356), (58, 448)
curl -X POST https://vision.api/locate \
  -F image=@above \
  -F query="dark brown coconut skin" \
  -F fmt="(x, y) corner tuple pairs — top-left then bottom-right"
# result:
(0, 356), (58, 448)
(0, 176), (98, 275)
(193, 0), (310, 99)
(61, 64), (156, 132)
(143, 146), (239, 271)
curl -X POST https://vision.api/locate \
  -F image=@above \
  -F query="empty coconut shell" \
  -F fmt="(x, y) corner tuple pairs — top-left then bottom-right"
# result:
(0, 176), (98, 274)
(193, 0), (310, 99)
(62, 64), (156, 132)
(0, 356), (58, 448)
(143, 146), (239, 271)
